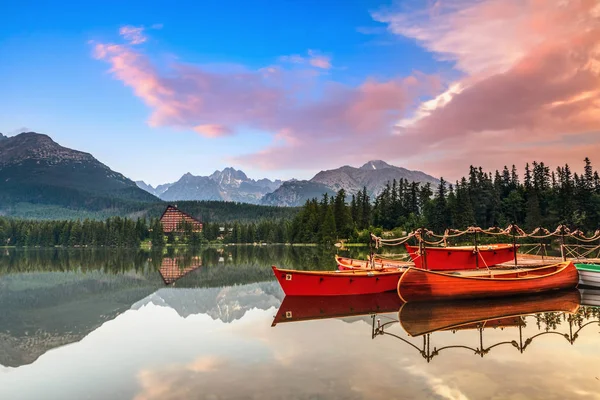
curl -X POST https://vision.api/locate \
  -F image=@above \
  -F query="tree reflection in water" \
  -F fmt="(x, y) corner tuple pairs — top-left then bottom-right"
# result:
(0, 245), (356, 287)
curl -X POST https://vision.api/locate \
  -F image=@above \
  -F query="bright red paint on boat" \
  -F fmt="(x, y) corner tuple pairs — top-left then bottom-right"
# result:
(397, 261), (578, 302)
(272, 266), (405, 296)
(404, 243), (518, 270)
(272, 291), (404, 326)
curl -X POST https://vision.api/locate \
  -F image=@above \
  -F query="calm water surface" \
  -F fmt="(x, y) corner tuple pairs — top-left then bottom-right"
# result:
(0, 246), (599, 400)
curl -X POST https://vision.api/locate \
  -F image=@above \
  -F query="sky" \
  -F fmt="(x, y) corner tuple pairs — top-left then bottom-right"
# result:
(1, 0), (599, 186)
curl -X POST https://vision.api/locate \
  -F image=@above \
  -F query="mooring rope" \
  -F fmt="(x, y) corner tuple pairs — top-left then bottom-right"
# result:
(371, 223), (600, 248)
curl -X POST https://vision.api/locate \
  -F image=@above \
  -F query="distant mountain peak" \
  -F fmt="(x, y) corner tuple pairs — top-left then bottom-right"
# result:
(0, 131), (96, 167)
(209, 167), (248, 186)
(360, 160), (393, 170)
(0, 132), (6, 141)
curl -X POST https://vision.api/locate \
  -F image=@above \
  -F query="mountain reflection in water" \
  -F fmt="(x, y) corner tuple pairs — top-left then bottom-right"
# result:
(0, 247), (599, 400)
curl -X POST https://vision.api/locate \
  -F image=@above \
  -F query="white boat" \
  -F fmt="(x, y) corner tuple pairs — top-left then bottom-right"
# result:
(575, 263), (600, 288)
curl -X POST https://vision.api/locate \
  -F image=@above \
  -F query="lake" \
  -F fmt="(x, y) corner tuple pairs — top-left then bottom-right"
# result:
(0, 246), (598, 400)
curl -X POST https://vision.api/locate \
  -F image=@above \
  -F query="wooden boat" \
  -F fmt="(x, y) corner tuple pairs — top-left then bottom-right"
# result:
(271, 292), (403, 326)
(399, 289), (581, 336)
(397, 261), (578, 302)
(575, 263), (600, 288)
(404, 243), (518, 270)
(336, 256), (407, 271)
(272, 265), (405, 296)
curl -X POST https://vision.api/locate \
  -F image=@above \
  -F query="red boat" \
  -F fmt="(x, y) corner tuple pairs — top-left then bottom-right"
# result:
(404, 243), (518, 270)
(272, 292), (403, 326)
(397, 261), (578, 302)
(272, 265), (406, 296)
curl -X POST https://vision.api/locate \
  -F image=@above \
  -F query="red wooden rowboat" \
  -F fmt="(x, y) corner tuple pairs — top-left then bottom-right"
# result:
(271, 291), (403, 326)
(397, 261), (578, 302)
(272, 265), (405, 296)
(404, 243), (518, 270)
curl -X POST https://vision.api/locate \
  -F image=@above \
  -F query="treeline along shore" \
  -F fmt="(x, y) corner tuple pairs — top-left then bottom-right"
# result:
(1, 158), (599, 247)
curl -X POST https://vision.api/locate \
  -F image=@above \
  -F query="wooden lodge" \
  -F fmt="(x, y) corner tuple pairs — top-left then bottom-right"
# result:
(159, 205), (203, 233)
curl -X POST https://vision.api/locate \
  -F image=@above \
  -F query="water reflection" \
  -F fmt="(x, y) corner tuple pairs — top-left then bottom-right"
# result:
(372, 304), (600, 364)
(0, 245), (358, 282)
(273, 289), (600, 365)
(0, 245), (347, 370)
(0, 244), (324, 368)
(1, 247), (599, 399)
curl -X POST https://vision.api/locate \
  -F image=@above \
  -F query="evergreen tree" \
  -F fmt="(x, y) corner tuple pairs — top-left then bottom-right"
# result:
(320, 206), (337, 244)
(333, 189), (352, 238)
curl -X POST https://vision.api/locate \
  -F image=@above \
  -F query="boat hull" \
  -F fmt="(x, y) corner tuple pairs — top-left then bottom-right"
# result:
(404, 243), (517, 270)
(399, 289), (581, 336)
(272, 292), (404, 326)
(272, 266), (404, 296)
(575, 264), (600, 288)
(397, 261), (579, 302)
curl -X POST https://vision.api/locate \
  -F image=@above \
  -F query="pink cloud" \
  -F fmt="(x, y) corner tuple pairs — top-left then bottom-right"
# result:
(307, 50), (332, 69)
(119, 25), (147, 45)
(193, 124), (233, 137)
(93, 32), (436, 154)
(366, 0), (600, 178)
(94, 1), (599, 180)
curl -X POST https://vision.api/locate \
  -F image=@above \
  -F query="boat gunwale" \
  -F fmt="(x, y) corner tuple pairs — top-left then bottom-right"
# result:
(399, 261), (571, 282)
(575, 263), (600, 273)
(272, 265), (406, 277)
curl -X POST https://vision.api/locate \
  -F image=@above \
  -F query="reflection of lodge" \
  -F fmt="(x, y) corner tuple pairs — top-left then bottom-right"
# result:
(158, 257), (202, 285)
(372, 290), (600, 363)
(159, 205), (203, 233)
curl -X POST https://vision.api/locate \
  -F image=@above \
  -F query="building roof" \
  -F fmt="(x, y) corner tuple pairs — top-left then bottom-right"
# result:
(159, 204), (203, 233)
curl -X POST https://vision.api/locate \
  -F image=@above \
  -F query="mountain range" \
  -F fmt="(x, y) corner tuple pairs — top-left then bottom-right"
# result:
(136, 168), (282, 204)
(0, 131), (439, 215)
(138, 160), (438, 207)
(262, 160), (439, 206)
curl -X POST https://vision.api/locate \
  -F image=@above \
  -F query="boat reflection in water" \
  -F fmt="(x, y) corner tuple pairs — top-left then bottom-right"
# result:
(272, 288), (600, 363)
(374, 288), (600, 362)
(272, 291), (403, 326)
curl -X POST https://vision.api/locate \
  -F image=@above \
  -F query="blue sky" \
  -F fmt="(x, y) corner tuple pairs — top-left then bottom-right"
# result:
(0, 0), (440, 185)
(2, 0), (597, 185)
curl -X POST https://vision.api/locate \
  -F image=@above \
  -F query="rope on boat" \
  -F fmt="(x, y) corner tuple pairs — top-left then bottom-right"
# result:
(370, 224), (600, 248)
